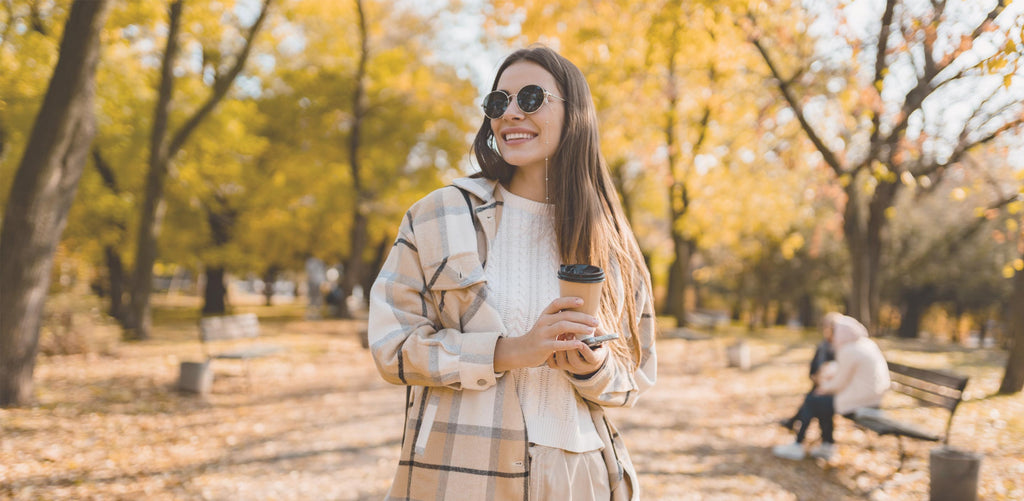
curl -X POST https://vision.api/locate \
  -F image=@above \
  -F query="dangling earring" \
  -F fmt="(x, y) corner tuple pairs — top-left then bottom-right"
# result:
(545, 157), (549, 204)
(545, 117), (550, 204)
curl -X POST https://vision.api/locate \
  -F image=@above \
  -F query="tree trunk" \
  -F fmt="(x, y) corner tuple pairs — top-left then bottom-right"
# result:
(660, 18), (698, 328)
(125, 0), (183, 340)
(104, 245), (126, 321)
(263, 266), (279, 307)
(774, 303), (789, 326)
(201, 267), (228, 315)
(337, 0), (369, 320)
(897, 288), (934, 339)
(866, 179), (898, 330)
(797, 293), (814, 329)
(977, 312), (990, 348)
(91, 149), (128, 323)
(843, 181), (872, 327)
(339, 211), (368, 319)
(360, 237), (389, 297)
(126, 0), (271, 339)
(0, 0), (110, 407)
(998, 264), (1024, 394)
(199, 199), (236, 315)
(665, 232), (693, 327)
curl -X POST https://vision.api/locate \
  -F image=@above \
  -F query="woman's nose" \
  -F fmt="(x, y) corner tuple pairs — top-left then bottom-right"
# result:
(503, 98), (525, 120)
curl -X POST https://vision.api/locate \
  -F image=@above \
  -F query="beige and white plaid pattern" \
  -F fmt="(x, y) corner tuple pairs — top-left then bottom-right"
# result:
(369, 176), (657, 500)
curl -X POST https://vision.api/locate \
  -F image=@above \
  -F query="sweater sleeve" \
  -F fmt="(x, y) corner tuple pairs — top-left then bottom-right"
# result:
(569, 265), (657, 408)
(817, 345), (859, 395)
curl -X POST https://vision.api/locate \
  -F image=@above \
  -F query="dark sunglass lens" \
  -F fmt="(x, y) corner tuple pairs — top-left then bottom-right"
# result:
(517, 85), (546, 113)
(483, 91), (509, 118)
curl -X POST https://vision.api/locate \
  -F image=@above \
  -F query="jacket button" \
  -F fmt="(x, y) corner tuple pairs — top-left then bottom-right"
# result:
(477, 378), (487, 386)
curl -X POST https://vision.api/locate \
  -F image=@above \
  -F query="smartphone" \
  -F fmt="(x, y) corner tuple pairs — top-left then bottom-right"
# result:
(581, 334), (619, 350)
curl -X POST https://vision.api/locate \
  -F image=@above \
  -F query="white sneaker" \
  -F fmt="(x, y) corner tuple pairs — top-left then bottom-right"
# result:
(810, 442), (836, 460)
(772, 442), (805, 460)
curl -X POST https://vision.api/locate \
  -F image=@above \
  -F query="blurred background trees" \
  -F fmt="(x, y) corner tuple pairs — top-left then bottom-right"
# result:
(2, 0), (1023, 404)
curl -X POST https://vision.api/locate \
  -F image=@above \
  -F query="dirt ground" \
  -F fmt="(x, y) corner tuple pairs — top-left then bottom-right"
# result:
(1, 301), (1022, 500)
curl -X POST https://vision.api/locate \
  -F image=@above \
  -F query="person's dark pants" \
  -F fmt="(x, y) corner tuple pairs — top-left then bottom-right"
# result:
(795, 393), (834, 444)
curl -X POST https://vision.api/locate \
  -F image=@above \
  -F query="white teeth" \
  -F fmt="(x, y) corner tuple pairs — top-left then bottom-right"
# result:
(504, 132), (535, 141)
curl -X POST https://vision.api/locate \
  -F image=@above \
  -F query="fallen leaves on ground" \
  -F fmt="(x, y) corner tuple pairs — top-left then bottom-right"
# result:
(1, 306), (1022, 500)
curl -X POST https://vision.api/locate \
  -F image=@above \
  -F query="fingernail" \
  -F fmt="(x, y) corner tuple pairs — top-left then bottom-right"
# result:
(575, 298), (584, 305)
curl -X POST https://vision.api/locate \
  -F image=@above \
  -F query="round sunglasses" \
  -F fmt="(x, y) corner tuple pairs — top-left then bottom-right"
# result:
(481, 84), (565, 120)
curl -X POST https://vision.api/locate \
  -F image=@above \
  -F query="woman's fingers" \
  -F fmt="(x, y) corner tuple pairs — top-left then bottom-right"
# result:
(574, 345), (599, 364)
(548, 345), (604, 375)
(543, 296), (585, 315)
(524, 297), (603, 367)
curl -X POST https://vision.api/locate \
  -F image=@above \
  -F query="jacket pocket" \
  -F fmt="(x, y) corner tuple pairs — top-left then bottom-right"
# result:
(423, 252), (485, 291)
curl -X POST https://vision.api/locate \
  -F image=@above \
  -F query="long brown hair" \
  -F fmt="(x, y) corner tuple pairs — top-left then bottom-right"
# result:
(472, 45), (651, 369)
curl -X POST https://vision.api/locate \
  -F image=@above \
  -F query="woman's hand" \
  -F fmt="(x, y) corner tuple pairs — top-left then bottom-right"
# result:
(547, 331), (609, 377)
(494, 297), (597, 373)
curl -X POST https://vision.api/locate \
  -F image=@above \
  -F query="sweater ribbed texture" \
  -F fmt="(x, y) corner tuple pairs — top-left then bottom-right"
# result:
(485, 185), (602, 453)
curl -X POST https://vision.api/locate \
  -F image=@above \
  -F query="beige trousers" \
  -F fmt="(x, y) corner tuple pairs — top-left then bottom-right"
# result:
(528, 444), (611, 500)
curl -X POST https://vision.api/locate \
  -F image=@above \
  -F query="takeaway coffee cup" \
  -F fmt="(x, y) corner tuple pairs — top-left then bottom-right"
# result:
(557, 264), (605, 317)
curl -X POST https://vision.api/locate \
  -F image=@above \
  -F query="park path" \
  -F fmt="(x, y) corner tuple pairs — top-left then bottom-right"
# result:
(334, 326), (896, 500)
(3, 317), (1022, 500)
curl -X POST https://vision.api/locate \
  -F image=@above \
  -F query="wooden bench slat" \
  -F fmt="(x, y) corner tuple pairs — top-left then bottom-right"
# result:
(200, 313), (260, 342)
(212, 345), (282, 360)
(850, 413), (941, 442)
(890, 381), (963, 411)
(887, 362), (968, 390)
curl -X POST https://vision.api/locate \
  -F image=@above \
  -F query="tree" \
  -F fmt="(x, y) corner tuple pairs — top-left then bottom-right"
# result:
(999, 243), (1024, 393)
(883, 158), (1019, 339)
(0, 0), (111, 407)
(52, 2), (168, 323)
(239, 0), (477, 317)
(998, 170), (1024, 394)
(337, 0), (369, 319)
(747, 0), (1024, 329)
(125, 0), (271, 338)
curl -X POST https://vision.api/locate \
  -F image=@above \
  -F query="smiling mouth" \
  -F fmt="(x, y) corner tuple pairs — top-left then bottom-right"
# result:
(503, 132), (536, 141)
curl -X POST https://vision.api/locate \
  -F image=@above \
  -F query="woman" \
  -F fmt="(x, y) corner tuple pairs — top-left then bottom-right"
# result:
(773, 314), (889, 461)
(368, 45), (656, 500)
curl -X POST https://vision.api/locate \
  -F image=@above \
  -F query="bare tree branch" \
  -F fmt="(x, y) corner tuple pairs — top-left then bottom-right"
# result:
(896, 190), (1021, 276)
(913, 115), (1024, 179)
(936, 0), (1007, 69)
(746, 16), (848, 176)
(91, 147), (118, 192)
(167, 0), (272, 157)
(868, 0), (897, 161)
(886, 1), (1008, 152)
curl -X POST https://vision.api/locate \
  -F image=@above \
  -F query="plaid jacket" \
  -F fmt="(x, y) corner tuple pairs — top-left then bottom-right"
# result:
(368, 176), (657, 500)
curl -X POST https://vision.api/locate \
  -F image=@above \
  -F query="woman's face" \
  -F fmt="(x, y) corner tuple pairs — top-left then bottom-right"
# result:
(490, 61), (564, 173)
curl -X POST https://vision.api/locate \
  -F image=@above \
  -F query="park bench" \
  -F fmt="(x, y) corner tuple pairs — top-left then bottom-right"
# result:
(847, 361), (969, 473)
(685, 309), (730, 331)
(178, 313), (282, 393)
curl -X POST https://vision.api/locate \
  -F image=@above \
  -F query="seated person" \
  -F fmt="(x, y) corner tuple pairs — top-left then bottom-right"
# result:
(773, 314), (889, 461)
(779, 312), (838, 431)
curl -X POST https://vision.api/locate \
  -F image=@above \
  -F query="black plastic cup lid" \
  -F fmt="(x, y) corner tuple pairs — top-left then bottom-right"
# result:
(557, 264), (605, 283)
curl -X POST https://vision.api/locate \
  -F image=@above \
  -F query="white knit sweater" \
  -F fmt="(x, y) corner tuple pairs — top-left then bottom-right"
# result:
(485, 185), (603, 453)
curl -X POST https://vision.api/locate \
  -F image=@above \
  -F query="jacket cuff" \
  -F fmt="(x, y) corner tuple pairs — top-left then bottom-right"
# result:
(459, 331), (502, 390)
(568, 356), (612, 392)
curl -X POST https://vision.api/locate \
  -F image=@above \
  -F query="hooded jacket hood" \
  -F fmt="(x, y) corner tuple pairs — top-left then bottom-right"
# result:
(832, 315), (869, 349)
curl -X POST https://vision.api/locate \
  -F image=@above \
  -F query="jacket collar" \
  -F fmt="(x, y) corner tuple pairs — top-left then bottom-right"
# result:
(452, 176), (499, 203)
